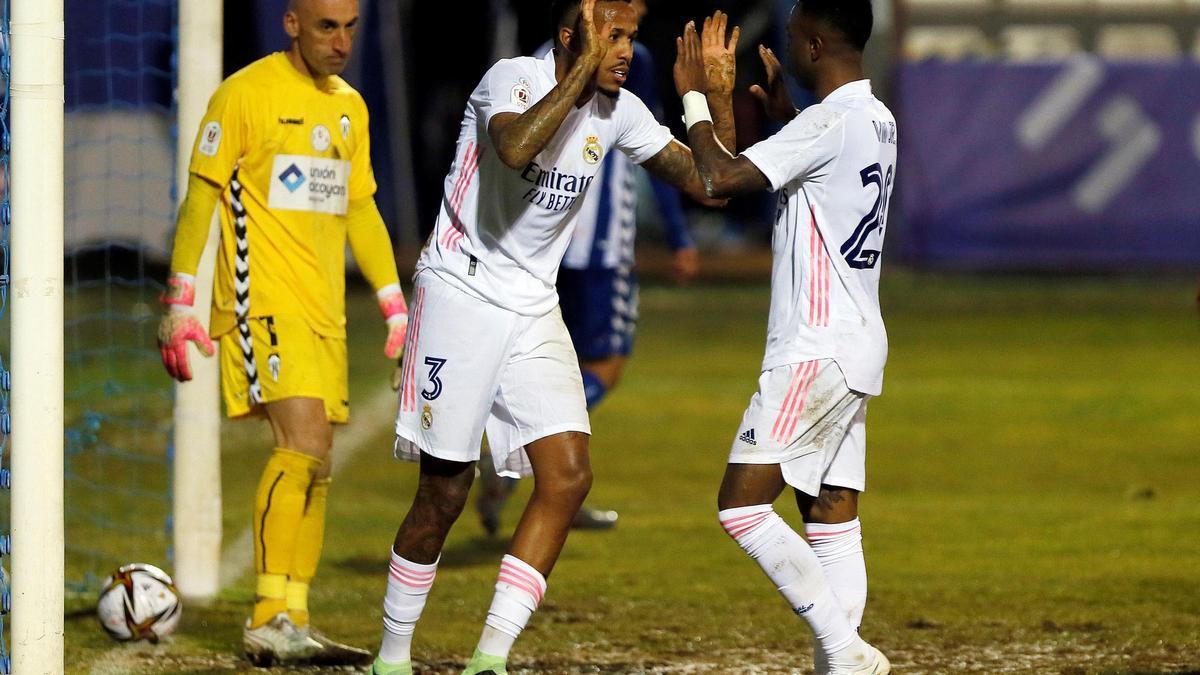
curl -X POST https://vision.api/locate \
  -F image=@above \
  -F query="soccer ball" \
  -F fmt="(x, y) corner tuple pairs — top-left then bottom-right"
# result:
(96, 563), (182, 642)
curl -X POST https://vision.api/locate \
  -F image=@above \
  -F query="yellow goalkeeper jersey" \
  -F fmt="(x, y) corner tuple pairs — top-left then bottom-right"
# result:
(189, 52), (376, 339)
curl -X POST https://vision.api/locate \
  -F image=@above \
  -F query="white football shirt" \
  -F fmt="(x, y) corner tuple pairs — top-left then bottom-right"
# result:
(741, 80), (897, 395)
(417, 51), (674, 316)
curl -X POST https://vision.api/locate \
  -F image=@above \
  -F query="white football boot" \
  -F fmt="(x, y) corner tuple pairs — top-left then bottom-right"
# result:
(828, 640), (890, 674)
(242, 612), (321, 666)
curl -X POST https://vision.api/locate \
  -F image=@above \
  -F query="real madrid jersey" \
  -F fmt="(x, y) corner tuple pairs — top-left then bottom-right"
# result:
(529, 42), (693, 272)
(417, 50), (674, 316)
(187, 52), (376, 339)
(740, 80), (897, 396)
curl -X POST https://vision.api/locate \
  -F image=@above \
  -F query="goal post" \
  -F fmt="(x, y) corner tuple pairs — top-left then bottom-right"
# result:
(171, 0), (224, 602)
(9, 0), (65, 670)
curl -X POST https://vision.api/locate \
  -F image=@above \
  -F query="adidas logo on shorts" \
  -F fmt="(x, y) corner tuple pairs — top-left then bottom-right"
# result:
(738, 429), (757, 445)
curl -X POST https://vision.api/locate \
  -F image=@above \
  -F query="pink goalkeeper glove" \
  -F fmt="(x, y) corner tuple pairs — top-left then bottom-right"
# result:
(158, 273), (215, 382)
(378, 283), (409, 359)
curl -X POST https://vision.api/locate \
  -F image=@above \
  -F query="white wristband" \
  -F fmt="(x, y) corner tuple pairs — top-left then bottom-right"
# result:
(682, 90), (712, 131)
(375, 282), (403, 301)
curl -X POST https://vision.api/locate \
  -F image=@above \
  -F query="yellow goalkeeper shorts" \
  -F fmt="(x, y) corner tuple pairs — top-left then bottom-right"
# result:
(219, 315), (349, 424)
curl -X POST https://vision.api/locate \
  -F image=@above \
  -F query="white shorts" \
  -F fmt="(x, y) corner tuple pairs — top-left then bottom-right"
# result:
(728, 359), (868, 496)
(394, 271), (590, 477)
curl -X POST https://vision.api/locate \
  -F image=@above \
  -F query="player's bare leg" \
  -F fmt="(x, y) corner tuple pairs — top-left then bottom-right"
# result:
(717, 462), (788, 509)
(797, 485), (859, 524)
(798, 486), (867, 675)
(244, 397), (330, 665)
(476, 363), (617, 533)
(374, 453), (475, 675)
(393, 453), (476, 562)
(507, 431), (592, 569)
(464, 431), (591, 674)
(718, 465), (887, 674)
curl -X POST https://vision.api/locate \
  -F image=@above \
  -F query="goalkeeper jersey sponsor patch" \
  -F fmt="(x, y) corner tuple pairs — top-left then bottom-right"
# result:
(267, 154), (351, 215)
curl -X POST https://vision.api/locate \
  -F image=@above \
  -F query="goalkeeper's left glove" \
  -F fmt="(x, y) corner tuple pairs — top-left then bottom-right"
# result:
(158, 273), (215, 382)
(378, 283), (409, 360)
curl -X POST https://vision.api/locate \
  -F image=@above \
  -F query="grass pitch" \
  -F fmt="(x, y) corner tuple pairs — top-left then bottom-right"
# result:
(63, 272), (1200, 673)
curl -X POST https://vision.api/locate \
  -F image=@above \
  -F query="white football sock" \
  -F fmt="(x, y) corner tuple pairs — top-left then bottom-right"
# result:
(806, 518), (867, 673)
(719, 505), (863, 658)
(806, 518), (867, 628)
(476, 554), (546, 658)
(379, 550), (438, 664)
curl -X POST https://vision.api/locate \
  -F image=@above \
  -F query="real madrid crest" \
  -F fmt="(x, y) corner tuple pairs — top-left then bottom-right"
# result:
(421, 404), (433, 430)
(583, 135), (602, 165)
(339, 114), (351, 140)
(311, 124), (332, 152)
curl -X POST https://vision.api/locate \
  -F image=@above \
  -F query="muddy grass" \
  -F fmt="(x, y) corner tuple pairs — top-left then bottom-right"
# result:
(83, 637), (1199, 674)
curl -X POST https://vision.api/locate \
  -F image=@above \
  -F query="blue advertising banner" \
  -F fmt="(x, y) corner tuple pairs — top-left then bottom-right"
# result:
(895, 59), (1200, 269)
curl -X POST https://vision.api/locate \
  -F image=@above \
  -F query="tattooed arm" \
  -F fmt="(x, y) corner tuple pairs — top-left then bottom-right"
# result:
(700, 12), (739, 152)
(489, 0), (612, 170)
(640, 140), (726, 207)
(685, 126), (771, 199)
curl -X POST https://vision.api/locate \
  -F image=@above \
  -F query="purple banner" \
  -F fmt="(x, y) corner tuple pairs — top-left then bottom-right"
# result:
(895, 60), (1200, 270)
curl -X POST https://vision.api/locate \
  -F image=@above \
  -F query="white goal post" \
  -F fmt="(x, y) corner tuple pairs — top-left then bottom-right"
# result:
(9, 0), (65, 670)
(171, 0), (224, 602)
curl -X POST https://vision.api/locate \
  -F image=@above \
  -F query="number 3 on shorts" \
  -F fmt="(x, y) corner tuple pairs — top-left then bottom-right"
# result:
(421, 357), (447, 401)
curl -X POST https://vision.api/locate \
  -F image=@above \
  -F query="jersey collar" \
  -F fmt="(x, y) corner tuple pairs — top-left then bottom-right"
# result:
(823, 79), (873, 103)
(273, 51), (337, 92)
(539, 49), (558, 83)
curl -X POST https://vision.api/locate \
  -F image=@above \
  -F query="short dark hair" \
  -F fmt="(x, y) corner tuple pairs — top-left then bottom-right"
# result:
(796, 0), (873, 52)
(550, 0), (632, 37)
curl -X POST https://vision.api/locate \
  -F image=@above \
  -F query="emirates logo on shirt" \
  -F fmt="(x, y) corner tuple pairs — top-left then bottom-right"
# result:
(519, 161), (596, 212)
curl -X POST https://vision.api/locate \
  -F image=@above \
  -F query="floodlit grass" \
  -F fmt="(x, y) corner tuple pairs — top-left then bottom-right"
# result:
(61, 272), (1200, 673)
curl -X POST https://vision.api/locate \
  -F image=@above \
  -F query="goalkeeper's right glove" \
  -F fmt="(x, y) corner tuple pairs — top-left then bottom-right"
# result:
(158, 273), (215, 382)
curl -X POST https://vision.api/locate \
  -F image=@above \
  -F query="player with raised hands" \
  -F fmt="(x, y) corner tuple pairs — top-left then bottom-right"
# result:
(371, 1), (720, 673)
(675, 2), (894, 673)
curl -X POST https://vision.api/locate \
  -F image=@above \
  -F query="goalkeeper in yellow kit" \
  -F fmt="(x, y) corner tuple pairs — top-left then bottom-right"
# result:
(157, 0), (401, 665)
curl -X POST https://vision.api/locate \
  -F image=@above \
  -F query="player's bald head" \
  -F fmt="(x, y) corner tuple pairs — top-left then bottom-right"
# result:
(283, 0), (360, 78)
(287, 0), (357, 17)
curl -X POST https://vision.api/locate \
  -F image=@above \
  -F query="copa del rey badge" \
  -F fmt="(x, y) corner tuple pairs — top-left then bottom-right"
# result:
(199, 121), (221, 157)
(311, 124), (332, 152)
(583, 135), (603, 164)
(510, 78), (532, 110)
(340, 114), (351, 140)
